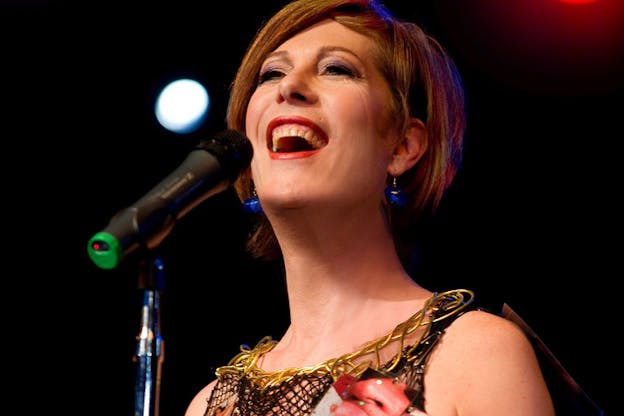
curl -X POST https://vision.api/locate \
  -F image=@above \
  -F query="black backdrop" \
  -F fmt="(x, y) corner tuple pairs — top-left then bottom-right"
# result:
(3, 0), (620, 415)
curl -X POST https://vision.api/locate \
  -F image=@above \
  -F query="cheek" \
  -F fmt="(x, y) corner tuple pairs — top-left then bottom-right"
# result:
(341, 86), (393, 137)
(340, 91), (394, 163)
(245, 94), (262, 140)
(245, 93), (273, 157)
(344, 89), (377, 124)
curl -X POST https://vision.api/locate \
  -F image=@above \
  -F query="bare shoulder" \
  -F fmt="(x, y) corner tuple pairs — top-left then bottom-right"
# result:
(448, 308), (532, 350)
(442, 308), (541, 372)
(184, 379), (217, 416)
(423, 309), (555, 415)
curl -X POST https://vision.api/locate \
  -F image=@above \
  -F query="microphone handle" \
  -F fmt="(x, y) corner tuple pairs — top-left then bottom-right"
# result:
(87, 148), (229, 270)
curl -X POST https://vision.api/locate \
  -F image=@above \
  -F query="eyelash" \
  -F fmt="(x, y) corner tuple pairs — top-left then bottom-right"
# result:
(257, 63), (357, 85)
(258, 70), (282, 84)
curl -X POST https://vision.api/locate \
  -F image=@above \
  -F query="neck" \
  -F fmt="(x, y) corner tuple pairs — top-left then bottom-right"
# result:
(241, 290), (474, 376)
(262, 203), (432, 367)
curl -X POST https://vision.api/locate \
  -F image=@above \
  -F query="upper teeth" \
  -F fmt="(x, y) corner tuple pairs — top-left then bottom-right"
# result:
(272, 126), (326, 151)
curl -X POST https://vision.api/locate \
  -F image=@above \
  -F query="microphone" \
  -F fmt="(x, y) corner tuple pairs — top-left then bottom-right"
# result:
(87, 129), (253, 270)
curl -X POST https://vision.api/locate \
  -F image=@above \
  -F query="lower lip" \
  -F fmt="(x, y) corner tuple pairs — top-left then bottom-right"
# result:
(269, 149), (321, 160)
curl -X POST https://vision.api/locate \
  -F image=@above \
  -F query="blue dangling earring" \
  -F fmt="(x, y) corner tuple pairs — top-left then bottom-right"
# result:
(242, 185), (263, 214)
(384, 176), (407, 208)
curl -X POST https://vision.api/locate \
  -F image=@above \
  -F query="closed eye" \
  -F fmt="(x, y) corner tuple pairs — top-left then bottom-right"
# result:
(258, 69), (285, 84)
(324, 64), (356, 77)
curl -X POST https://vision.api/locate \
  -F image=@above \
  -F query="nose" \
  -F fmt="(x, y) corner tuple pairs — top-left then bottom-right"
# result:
(277, 69), (317, 104)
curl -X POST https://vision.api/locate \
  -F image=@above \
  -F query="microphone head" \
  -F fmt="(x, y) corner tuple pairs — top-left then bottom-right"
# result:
(196, 129), (253, 182)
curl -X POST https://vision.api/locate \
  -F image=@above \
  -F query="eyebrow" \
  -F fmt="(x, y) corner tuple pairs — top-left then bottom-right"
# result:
(265, 45), (362, 62)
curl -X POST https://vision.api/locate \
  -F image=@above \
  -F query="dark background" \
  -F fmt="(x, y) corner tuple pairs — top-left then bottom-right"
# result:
(3, 0), (620, 415)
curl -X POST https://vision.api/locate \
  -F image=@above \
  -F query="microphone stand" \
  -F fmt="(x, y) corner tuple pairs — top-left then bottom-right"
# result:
(134, 252), (165, 416)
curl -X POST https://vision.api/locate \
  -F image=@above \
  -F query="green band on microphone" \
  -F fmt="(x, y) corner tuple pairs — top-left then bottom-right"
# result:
(87, 232), (122, 270)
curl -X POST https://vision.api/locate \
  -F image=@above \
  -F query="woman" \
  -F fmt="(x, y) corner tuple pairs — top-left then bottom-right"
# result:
(185, 0), (555, 414)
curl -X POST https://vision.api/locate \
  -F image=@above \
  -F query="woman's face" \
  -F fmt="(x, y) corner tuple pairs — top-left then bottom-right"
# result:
(245, 19), (396, 212)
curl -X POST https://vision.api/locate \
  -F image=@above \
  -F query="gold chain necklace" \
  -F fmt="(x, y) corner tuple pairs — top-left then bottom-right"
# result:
(216, 289), (474, 390)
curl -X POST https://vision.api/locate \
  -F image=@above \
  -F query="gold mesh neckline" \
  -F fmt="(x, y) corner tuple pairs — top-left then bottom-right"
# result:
(216, 289), (474, 391)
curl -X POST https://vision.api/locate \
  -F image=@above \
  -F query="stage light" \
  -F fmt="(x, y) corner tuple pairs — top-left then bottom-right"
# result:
(558, 0), (598, 4)
(155, 78), (210, 134)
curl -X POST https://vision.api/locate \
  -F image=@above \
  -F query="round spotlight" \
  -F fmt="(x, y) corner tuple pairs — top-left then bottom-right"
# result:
(155, 78), (210, 134)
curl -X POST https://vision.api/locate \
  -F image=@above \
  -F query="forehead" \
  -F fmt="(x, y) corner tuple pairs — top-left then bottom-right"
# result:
(274, 19), (375, 56)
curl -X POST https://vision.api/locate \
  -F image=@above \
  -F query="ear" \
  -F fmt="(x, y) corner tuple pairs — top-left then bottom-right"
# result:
(388, 118), (427, 176)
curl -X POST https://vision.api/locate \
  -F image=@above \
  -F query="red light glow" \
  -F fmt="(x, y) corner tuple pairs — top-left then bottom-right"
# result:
(436, 0), (624, 94)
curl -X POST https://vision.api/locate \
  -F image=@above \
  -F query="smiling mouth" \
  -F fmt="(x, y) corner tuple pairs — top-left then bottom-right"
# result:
(270, 126), (328, 153)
